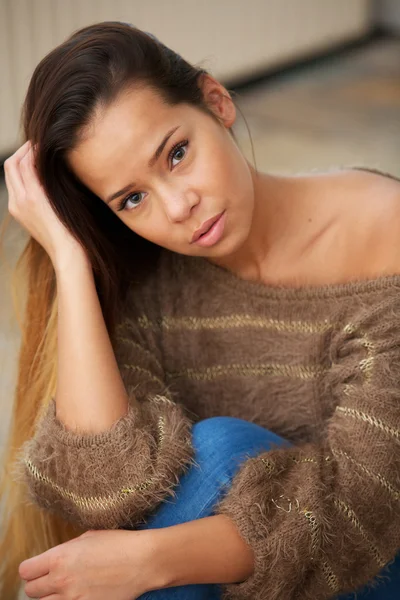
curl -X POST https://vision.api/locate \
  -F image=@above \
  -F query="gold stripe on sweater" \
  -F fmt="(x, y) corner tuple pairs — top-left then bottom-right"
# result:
(270, 498), (323, 556)
(302, 508), (319, 557)
(137, 314), (330, 334)
(336, 406), (399, 440)
(116, 337), (163, 372)
(331, 448), (400, 502)
(157, 416), (166, 447)
(333, 498), (387, 568)
(300, 505), (336, 594)
(270, 493), (339, 593)
(24, 457), (158, 511)
(320, 562), (340, 593)
(121, 364), (165, 389)
(168, 363), (325, 382)
(343, 325), (375, 382)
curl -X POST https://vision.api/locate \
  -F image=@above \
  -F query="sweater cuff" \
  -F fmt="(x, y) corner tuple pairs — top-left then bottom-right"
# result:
(213, 459), (270, 599)
(212, 454), (310, 600)
(13, 395), (196, 530)
(216, 506), (268, 599)
(33, 397), (141, 447)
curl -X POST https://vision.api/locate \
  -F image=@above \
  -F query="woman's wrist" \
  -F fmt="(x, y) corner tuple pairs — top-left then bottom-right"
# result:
(150, 515), (255, 590)
(50, 237), (90, 275)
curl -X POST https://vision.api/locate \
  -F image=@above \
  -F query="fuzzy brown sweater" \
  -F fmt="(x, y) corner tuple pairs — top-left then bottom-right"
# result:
(16, 246), (400, 600)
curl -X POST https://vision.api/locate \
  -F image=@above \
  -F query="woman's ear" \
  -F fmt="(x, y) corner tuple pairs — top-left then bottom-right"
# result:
(200, 74), (236, 128)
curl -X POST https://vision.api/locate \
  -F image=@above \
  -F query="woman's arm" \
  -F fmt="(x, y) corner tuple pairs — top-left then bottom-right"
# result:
(7, 142), (195, 530)
(17, 517), (253, 599)
(203, 291), (400, 600)
(6, 139), (135, 433)
(54, 250), (133, 433)
(16, 253), (195, 530)
(151, 515), (255, 588)
(15, 252), (193, 529)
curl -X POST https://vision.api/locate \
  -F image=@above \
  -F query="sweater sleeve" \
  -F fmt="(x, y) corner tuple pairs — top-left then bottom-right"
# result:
(214, 292), (400, 600)
(13, 285), (195, 531)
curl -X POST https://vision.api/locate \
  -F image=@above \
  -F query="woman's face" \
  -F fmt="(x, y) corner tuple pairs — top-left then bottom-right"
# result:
(67, 75), (255, 259)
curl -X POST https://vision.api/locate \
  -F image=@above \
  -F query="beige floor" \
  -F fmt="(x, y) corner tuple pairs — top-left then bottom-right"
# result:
(1, 36), (400, 448)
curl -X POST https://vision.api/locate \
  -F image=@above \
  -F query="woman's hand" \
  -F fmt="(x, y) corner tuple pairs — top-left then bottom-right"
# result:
(19, 528), (163, 600)
(4, 139), (86, 268)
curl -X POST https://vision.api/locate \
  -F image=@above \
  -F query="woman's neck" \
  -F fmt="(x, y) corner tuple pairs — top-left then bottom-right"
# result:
(211, 166), (341, 286)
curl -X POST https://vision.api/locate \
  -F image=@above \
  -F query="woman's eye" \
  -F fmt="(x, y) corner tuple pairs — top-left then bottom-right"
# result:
(170, 140), (189, 168)
(117, 192), (145, 212)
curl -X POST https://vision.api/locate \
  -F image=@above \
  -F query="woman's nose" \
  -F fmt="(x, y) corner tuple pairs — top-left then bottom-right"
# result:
(162, 187), (200, 223)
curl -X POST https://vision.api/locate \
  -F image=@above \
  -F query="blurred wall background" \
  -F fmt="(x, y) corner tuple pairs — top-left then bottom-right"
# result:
(0, 0), (372, 158)
(377, 0), (400, 33)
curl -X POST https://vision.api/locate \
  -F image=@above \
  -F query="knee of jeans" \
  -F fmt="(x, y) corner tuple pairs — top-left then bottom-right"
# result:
(192, 415), (290, 460)
(192, 416), (242, 439)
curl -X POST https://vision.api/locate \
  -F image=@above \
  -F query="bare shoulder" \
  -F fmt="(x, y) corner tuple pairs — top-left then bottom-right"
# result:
(296, 167), (400, 284)
(344, 167), (400, 276)
(270, 168), (400, 286)
(348, 167), (400, 229)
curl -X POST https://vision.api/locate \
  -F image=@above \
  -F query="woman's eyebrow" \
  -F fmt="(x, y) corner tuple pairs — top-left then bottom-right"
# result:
(105, 125), (181, 204)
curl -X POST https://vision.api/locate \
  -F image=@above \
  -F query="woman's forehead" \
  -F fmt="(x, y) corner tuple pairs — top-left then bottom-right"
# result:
(67, 93), (195, 199)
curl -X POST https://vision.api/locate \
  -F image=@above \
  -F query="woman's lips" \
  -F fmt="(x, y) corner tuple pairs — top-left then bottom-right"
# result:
(191, 210), (226, 247)
(191, 211), (224, 244)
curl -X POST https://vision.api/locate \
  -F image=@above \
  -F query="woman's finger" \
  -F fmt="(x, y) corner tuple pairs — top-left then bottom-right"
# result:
(9, 140), (32, 174)
(3, 167), (14, 198)
(21, 147), (44, 190)
(19, 551), (50, 581)
(5, 158), (25, 200)
(13, 139), (31, 156)
(7, 139), (31, 164)
(4, 142), (31, 198)
(19, 147), (36, 186)
(24, 574), (54, 599)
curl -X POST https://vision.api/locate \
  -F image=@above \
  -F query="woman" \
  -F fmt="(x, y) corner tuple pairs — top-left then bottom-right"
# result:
(1, 20), (399, 600)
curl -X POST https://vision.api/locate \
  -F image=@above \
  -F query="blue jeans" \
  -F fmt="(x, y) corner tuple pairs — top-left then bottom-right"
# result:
(136, 417), (400, 599)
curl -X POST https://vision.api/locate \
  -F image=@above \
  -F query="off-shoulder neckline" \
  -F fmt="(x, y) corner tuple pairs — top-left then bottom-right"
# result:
(183, 253), (400, 301)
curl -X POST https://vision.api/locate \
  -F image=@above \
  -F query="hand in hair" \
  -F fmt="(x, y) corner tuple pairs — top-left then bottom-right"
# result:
(4, 139), (86, 268)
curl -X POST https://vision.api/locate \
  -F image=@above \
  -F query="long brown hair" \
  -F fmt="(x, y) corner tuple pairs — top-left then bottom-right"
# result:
(0, 21), (246, 597)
